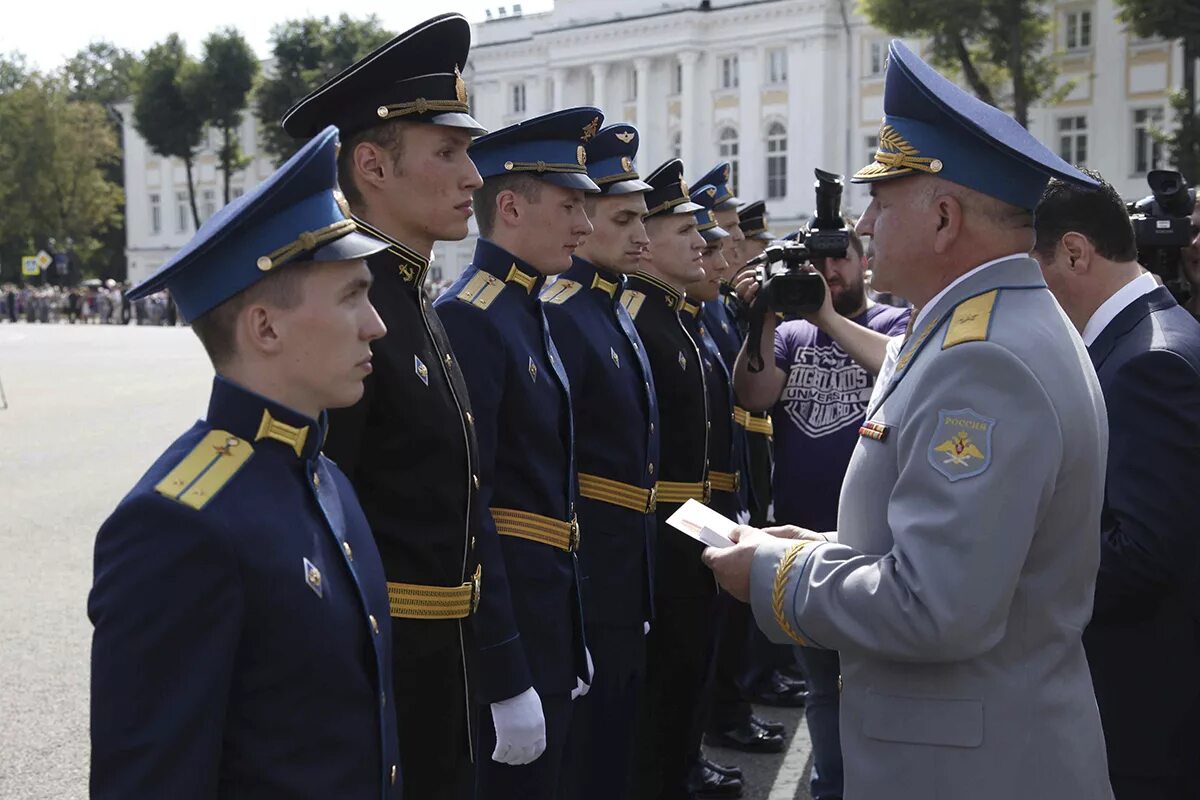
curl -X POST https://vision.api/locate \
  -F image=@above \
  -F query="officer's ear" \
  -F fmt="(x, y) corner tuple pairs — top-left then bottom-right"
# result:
(1061, 232), (1092, 274)
(351, 141), (392, 193)
(930, 192), (964, 255)
(494, 189), (522, 230)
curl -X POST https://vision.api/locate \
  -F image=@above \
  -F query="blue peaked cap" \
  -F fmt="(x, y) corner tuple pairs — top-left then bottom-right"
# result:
(689, 184), (730, 242)
(694, 162), (740, 210)
(127, 126), (385, 322)
(852, 40), (1099, 210)
(585, 123), (653, 195)
(469, 107), (604, 193)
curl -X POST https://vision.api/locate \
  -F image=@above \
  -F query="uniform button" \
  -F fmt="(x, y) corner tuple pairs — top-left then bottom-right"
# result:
(633, 342), (640, 351)
(381, 691), (387, 707)
(707, 422), (712, 432)
(369, 615), (380, 635)
(648, 463), (655, 475)
(649, 423), (655, 433)
(645, 381), (650, 391)
(342, 542), (353, 560)
(466, 411), (474, 426)
(471, 537), (476, 549)
(312, 471), (320, 487)
(473, 474), (480, 490)
(391, 765), (398, 785)
(444, 353), (453, 367)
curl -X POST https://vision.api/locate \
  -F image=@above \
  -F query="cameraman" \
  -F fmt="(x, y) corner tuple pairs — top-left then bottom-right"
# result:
(731, 223), (909, 800)
(1032, 171), (1200, 800)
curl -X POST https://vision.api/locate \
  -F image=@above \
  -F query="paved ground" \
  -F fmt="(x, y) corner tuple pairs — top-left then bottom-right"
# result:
(0, 322), (813, 799)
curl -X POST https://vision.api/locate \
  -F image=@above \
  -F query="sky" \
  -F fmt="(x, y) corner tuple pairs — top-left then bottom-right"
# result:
(1, 0), (554, 71)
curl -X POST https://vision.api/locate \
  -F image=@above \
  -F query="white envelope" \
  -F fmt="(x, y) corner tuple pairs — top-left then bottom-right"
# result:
(666, 499), (738, 549)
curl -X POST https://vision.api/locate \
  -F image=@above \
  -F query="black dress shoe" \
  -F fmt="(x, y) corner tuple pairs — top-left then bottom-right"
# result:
(750, 714), (786, 736)
(749, 671), (807, 707)
(687, 761), (744, 799)
(700, 754), (743, 781)
(706, 719), (786, 754)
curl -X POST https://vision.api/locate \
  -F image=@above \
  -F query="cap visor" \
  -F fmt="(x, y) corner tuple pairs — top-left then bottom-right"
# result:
(428, 112), (489, 136)
(671, 200), (705, 214)
(602, 178), (654, 195)
(746, 230), (773, 241)
(312, 230), (389, 263)
(538, 172), (603, 194)
(700, 225), (729, 242)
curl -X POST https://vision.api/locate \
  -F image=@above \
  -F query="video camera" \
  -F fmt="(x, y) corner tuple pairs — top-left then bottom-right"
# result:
(746, 168), (851, 317)
(1127, 170), (1196, 301)
(744, 169), (852, 372)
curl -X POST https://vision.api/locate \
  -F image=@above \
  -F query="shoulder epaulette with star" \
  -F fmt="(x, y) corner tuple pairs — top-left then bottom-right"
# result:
(154, 430), (254, 510)
(943, 290), (998, 350)
(455, 272), (506, 310)
(541, 279), (584, 305)
(620, 290), (647, 319)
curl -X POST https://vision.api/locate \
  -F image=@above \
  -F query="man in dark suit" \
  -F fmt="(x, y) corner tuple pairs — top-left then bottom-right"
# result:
(1033, 171), (1200, 800)
(89, 127), (400, 798)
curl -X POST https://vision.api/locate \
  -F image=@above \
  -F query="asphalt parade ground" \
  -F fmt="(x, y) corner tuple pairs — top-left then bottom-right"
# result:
(0, 322), (813, 799)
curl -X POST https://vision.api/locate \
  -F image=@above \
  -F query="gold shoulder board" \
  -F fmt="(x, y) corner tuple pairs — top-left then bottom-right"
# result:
(456, 271), (506, 310)
(154, 430), (254, 510)
(621, 290), (647, 319)
(541, 279), (583, 305)
(943, 290), (998, 350)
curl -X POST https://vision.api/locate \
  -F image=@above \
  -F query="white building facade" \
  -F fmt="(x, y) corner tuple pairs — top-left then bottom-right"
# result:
(122, 0), (1191, 286)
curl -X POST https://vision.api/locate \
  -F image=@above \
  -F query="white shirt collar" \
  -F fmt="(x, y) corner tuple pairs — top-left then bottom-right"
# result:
(1081, 272), (1160, 346)
(911, 253), (1027, 333)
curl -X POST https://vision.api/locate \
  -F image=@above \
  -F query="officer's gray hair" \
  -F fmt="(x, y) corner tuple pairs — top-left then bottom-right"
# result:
(921, 178), (1032, 230)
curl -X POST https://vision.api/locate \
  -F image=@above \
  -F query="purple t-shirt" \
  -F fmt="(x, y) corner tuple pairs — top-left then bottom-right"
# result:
(772, 303), (911, 531)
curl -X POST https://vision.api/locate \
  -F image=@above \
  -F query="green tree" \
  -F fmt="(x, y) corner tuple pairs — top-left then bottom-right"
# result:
(0, 51), (27, 93)
(133, 34), (206, 230)
(254, 14), (394, 164)
(1114, 0), (1200, 182)
(0, 74), (123, 279)
(195, 28), (259, 203)
(859, 0), (1065, 128)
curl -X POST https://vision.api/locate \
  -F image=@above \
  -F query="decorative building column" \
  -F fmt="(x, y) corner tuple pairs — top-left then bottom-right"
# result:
(787, 39), (814, 219)
(552, 67), (567, 110)
(738, 46), (763, 202)
(678, 50), (700, 174)
(590, 62), (608, 112)
(634, 56), (651, 130)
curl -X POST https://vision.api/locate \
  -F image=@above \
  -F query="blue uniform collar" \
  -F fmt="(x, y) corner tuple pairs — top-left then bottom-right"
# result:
(206, 376), (327, 461)
(472, 238), (549, 299)
(565, 256), (625, 302)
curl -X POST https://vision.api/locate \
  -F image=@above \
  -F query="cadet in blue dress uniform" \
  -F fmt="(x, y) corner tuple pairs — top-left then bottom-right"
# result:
(280, 16), (487, 798)
(625, 160), (741, 800)
(88, 127), (402, 799)
(433, 107), (601, 800)
(543, 123), (659, 800)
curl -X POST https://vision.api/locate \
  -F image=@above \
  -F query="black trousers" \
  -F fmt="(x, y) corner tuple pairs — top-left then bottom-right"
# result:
(706, 591), (755, 732)
(632, 592), (720, 800)
(475, 691), (573, 800)
(392, 640), (473, 800)
(563, 624), (647, 800)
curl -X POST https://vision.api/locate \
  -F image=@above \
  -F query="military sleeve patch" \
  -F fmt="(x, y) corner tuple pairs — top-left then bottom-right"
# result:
(927, 408), (995, 481)
(456, 271), (505, 310)
(540, 279), (583, 305)
(621, 290), (647, 319)
(155, 430), (254, 510)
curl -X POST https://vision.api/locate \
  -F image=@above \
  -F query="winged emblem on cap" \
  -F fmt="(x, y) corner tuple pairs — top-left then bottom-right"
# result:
(582, 116), (601, 142)
(615, 131), (635, 144)
(706, 187), (716, 197)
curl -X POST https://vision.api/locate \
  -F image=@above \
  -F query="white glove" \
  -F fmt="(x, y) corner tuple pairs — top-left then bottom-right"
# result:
(571, 647), (594, 700)
(490, 687), (546, 765)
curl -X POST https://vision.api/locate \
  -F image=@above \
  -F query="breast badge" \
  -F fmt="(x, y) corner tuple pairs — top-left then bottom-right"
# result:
(928, 408), (995, 481)
(610, 347), (621, 368)
(414, 354), (430, 386)
(528, 356), (538, 382)
(303, 557), (323, 599)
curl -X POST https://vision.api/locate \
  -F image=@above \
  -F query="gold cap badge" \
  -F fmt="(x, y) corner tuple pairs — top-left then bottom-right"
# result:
(582, 116), (600, 142)
(577, 145), (587, 167)
(621, 156), (633, 172)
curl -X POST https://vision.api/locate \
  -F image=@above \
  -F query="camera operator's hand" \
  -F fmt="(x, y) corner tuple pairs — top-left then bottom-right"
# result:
(733, 267), (760, 305)
(797, 265), (838, 331)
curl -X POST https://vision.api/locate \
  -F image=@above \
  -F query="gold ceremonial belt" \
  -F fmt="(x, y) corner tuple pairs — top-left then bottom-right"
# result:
(709, 470), (742, 493)
(733, 406), (774, 437)
(655, 479), (711, 505)
(387, 565), (482, 620)
(491, 507), (580, 552)
(578, 473), (657, 514)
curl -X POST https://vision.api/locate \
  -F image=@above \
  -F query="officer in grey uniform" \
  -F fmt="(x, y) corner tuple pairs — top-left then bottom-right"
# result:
(704, 40), (1114, 800)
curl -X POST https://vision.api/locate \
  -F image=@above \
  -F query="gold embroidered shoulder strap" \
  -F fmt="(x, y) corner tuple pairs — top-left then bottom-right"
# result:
(621, 290), (647, 319)
(943, 290), (998, 350)
(541, 279), (583, 305)
(456, 271), (506, 310)
(154, 430), (254, 510)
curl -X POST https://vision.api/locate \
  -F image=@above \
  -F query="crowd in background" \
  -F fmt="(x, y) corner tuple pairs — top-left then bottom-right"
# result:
(0, 282), (178, 326)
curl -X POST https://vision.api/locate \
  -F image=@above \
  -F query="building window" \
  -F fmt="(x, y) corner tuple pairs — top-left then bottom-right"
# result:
(865, 134), (880, 169)
(627, 68), (638, 101)
(767, 48), (787, 84)
(720, 55), (739, 90)
(1133, 107), (1165, 173)
(175, 191), (189, 234)
(1064, 9), (1093, 50)
(718, 126), (739, 195)
(672, 131), (682, 160)
(149, 193), (161, 235)
(867, 41), (885, 77)
(511, 82), (526, 114)
(1057, 115), (1088, 165)
(201, 188), (216, 222)
(766, 122), (787, 200)
(672, 62), (683, 94)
